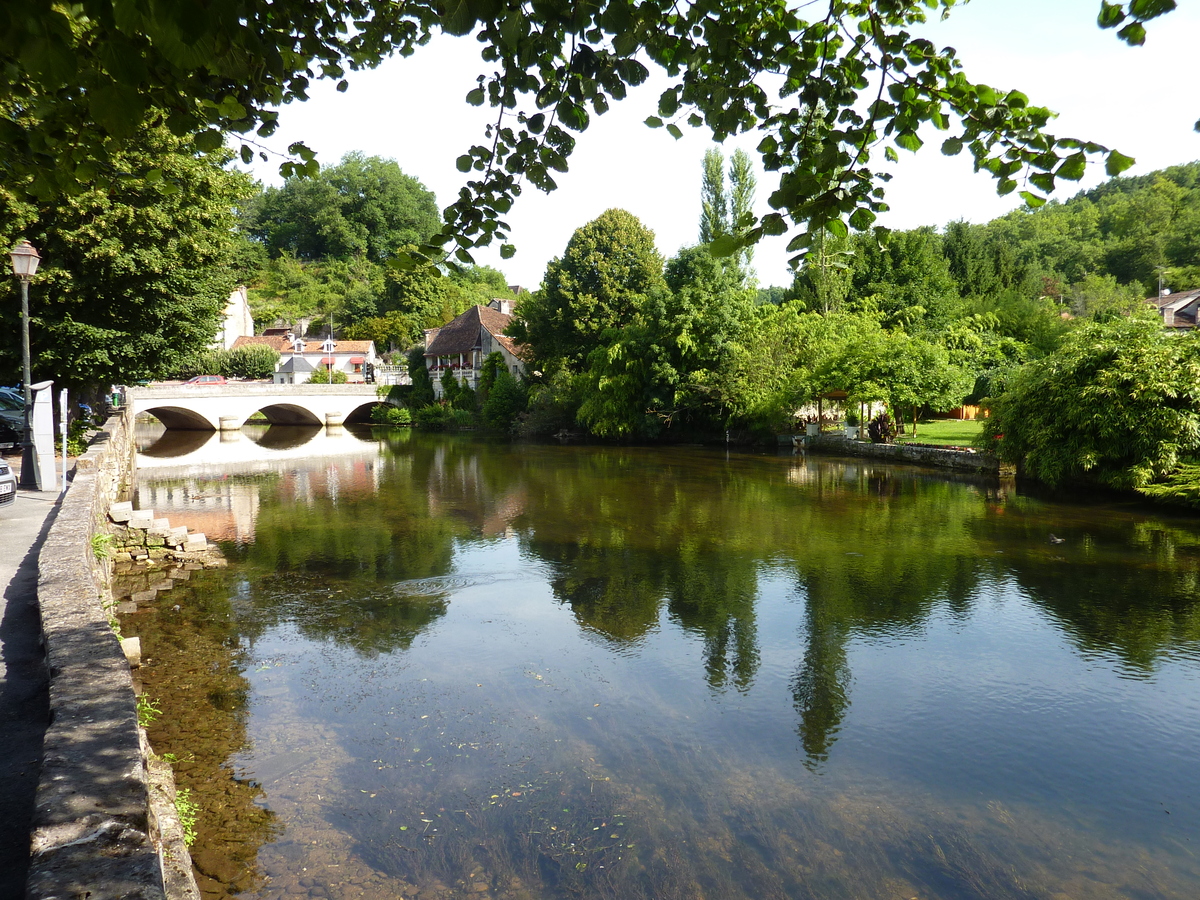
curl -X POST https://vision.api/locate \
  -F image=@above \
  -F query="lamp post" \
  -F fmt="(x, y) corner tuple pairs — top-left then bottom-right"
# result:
(10, 240), (41, 488)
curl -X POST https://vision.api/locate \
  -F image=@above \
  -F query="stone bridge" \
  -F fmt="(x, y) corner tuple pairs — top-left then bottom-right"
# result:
(125, 383), (389, 430)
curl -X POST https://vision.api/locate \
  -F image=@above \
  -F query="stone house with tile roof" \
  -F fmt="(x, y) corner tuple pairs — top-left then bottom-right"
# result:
(423, 299), (525, 398)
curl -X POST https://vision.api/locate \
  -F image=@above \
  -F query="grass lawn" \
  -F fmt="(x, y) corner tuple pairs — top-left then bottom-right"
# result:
(894, 417), (984, 447)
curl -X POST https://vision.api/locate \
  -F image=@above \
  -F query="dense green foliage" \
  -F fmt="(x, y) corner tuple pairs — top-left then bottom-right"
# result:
(2, 0), (1158, 270)
(175, 344), (281, 380)
(237, 156), (514, 344)
(245, 153), (439, 262)
(984, 317), (1200, 489)
(513, 209), (666, 371)
(0, 129), (251, 392)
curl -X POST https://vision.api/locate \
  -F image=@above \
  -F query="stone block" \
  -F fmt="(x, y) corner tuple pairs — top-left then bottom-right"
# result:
(148, 548), (169, 559)
(183, 532), (207, 551)
(127, 510), (153, 529)
(131, 591), (157, 605)
(168, 526), (188, 546)
(109, 501), (134, 523)
(148, 518), (173, 537)
(145, 535), (165, 548)
(120, 637), (141, 667)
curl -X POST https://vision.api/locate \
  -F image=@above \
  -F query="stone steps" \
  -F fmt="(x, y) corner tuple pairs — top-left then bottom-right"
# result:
(107, 500), (213, 558)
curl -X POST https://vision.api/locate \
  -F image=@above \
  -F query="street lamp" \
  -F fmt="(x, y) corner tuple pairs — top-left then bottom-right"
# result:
(10, 240), (41, 489)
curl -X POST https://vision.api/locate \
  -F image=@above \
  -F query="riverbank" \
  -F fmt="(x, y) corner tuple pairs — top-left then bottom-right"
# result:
(25, 412), (199, 900)
(797, 431), (1005, 475)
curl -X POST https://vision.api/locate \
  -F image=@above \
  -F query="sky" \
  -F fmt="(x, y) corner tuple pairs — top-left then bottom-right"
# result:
(244, 0), (1200, 290)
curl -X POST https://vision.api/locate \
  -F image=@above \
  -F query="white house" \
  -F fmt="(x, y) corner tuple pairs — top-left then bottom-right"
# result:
(231, 333), (378, 384)
(213, 286), (255, 350)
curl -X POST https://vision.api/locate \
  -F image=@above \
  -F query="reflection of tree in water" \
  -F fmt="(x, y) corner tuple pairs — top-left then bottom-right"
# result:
(118, 570), (279, 897)
(251, 574), (450, 656)
(972, 501), (1200, 672)
(785, 468), (990, 765)
(527, 537), (762, 691)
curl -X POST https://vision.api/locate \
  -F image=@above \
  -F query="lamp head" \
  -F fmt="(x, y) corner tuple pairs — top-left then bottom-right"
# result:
(10, 241), (40, 280)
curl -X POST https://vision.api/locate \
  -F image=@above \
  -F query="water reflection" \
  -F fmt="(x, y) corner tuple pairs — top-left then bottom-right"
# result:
(120, 435), (1200, 900)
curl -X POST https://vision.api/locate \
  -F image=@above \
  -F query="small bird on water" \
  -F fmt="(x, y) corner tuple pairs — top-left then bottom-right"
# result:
(1048, 534), (1065, 544)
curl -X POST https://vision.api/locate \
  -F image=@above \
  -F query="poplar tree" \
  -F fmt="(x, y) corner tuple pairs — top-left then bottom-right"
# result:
(699, 148), (728, 244)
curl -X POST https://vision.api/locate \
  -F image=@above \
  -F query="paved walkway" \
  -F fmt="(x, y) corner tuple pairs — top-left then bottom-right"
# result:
(0, 452), (59, 899)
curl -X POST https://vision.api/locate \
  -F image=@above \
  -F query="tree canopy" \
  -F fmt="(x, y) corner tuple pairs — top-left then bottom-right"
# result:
(513, 209), (665, 370)
(0, 129), (251, 392)
(244, 152), (439, 262)
(2, 0), (1165, 268)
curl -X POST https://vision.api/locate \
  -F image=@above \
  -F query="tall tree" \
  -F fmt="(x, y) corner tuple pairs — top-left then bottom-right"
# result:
(0, 129), (251, 392)
(728, 149), (757, 273)
(246, 153), (439, 262)
(512, 209), (665, 372)
(699, 148), (728, 244)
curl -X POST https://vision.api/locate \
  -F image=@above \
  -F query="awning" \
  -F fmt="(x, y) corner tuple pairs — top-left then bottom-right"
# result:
(349, 356), (365, 364)
(320, 356), (336, 364)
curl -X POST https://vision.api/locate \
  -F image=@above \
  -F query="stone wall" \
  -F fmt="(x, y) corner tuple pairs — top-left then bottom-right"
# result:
(27, 412), (199, 900)
(801, 433), (1005, 475)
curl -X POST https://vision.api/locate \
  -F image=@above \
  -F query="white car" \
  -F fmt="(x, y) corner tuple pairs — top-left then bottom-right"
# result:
(0, 460), (16, 505)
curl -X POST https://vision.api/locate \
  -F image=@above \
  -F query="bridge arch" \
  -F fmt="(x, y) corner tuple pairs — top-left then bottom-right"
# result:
(254, 403), (324, 426)
(141, 405), (218, 431)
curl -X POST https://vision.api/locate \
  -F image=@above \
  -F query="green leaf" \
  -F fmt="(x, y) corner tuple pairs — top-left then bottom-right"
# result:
(940, 137), (963, 156)
(1019, 191), (1047, 208)
(884, 146), (899, 163)
(1056, 152), (1087, 181)
(666, 123), (682, 140)
(193, 129), (224, 153)
(709, 234), (739, 258)
(1105, 149), (1136, 176)
(456, 155), (473, 173)
(1117, 21), (1147, 44)
(500, 244), (516, 259)
(1098, 1), (1126, 28)
(644, 116), (663, 128)
(895, 132), (923, 152)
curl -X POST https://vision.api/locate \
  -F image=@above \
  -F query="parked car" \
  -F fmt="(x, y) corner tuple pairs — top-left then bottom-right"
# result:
(0, 459), (16, 504)
(0, 392), (23, 450)
(181, 375), (227, 386)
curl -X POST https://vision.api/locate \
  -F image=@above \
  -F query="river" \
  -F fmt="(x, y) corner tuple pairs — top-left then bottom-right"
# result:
(118, 424), (1200, 900)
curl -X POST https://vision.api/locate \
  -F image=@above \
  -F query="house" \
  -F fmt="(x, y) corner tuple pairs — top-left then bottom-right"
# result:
(1146, 289), (1200, 329)
(424, 299), (525, 398)
(213, 286), (255, 350)
(230, 333), (378, 384)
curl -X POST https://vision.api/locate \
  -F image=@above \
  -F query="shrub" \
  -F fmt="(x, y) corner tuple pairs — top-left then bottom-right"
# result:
(483, 368), (527, 432)
(226, 344), (280, 379)
(370, 404), (412, 426)
(408, 347), (435, 407)
(440, 368), (460, 406)
(452, 407), (475, 427)
(414, 403), (453, 430)
(308, 366), (348, 384)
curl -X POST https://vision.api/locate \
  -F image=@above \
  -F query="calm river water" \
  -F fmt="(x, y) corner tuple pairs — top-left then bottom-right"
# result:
(119, 425), (1200, 900)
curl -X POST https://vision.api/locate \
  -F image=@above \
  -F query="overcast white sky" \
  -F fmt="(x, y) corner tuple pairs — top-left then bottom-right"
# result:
(244, 0), (1200, 290)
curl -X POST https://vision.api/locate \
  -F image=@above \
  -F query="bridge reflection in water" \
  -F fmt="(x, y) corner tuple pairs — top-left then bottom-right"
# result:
(133, 422), (386, 545)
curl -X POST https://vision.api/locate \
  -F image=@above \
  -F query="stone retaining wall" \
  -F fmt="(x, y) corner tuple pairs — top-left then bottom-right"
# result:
(27, 411), (199, 900)
(801, 433), (1004, 475)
